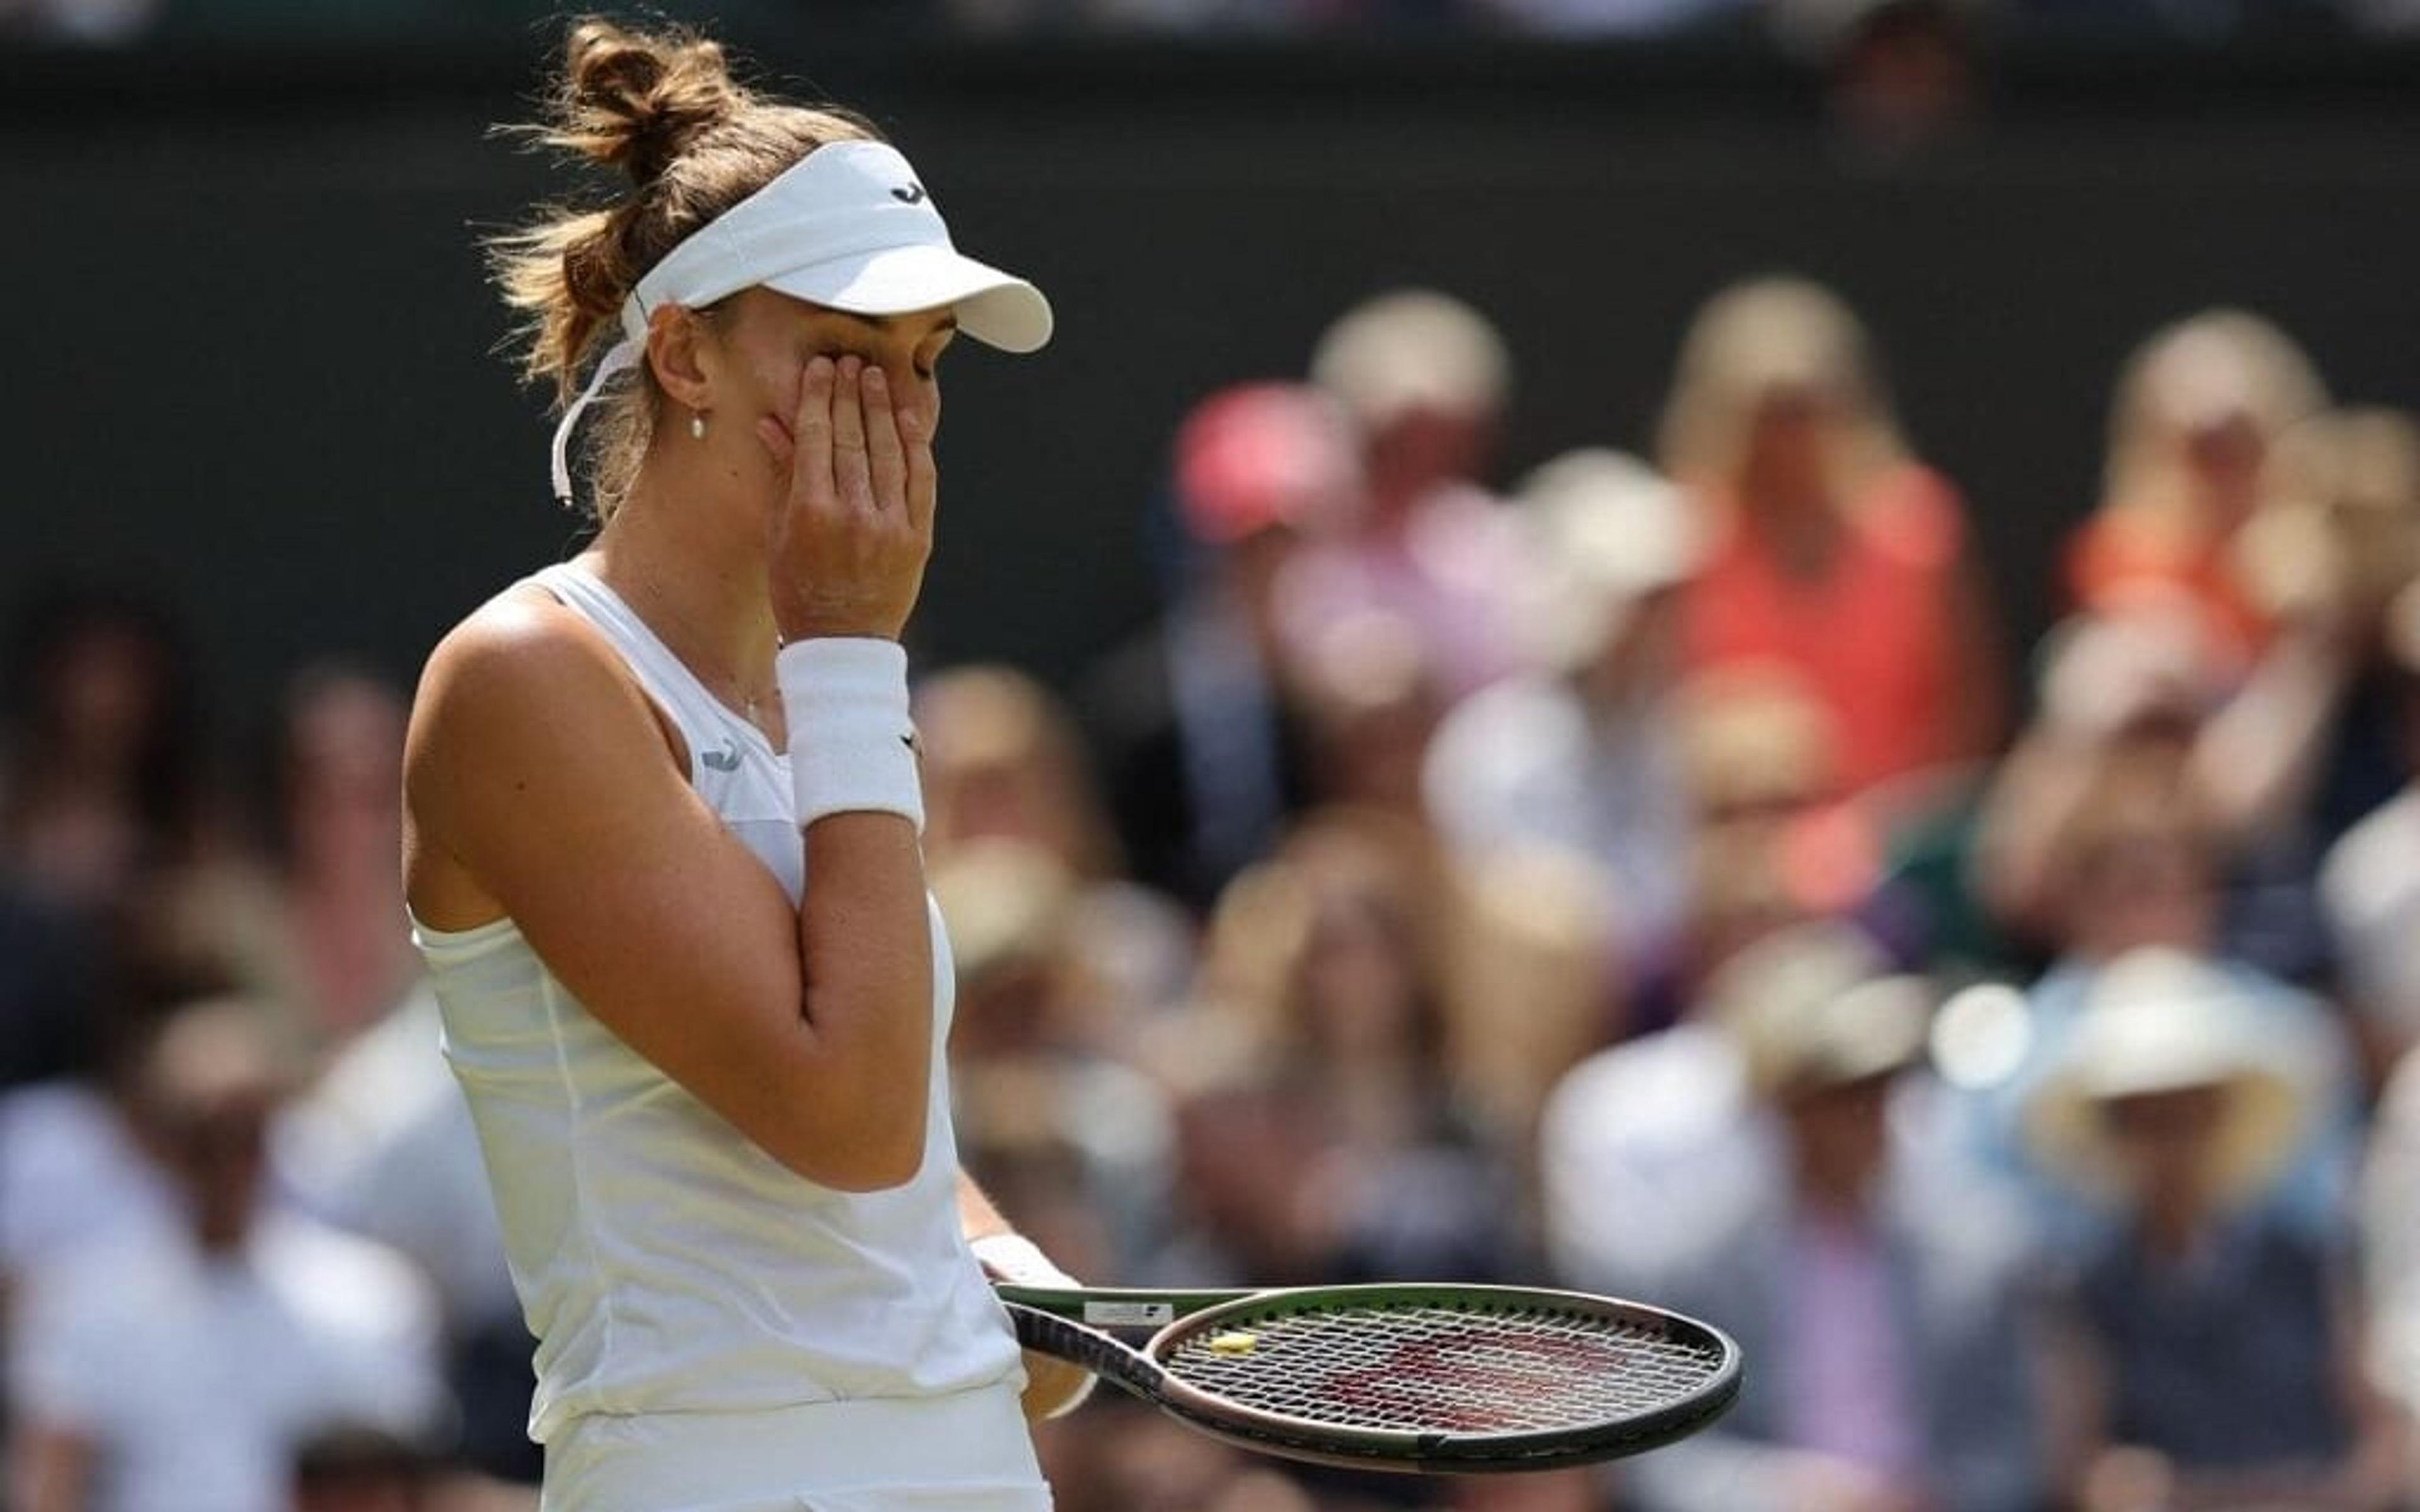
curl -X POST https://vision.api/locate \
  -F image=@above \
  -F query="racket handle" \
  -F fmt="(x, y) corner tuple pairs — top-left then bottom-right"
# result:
(1000, 1302), (1167, 1404)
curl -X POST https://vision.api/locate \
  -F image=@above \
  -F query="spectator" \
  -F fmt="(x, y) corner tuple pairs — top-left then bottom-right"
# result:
(1661, 275), (2005, 798)
(1477, 0), (1750, 36)
(2266, 408), (2420, 849)
(260, 667), (420, 1057)
(2322, 578), (2420, 1058)
(271, 981), (532, 1486)
(1536, 790), (1852, 1311)
(1423, 449), (1700, 971)
(919, 664), (1129, 883)
(1611, 924), (2051, 1512)
(2029, 948), (2404, 1511)
(0, 585), (268, 1084)
(0, 0), (159, 47)
(935, 838), (1180, 1276)
(1083, 383), (1357, 908)
(0, 885), (102, 1092)
(1, 857), (280, 1311)
(2066, 309), (2328, 668)
(0, 585), (211, 915)
(921, 663), (1197, 1035)
(1675, 662), (1879, 981)
(1289, 604), (1444, 821)
(1976, 592), (2360, 980)
(289, 1427), (429, 1512)
(1963, 736), (2362, 1246)
(1180, 810), (1515, 1282)
(1281, 289), (1533, 699)
(2360, 1026), (2420, 1484)
(1444, 845), (1629, 1155)
(1773, 0), (1985, 152)
(6, 999), (444, 1512)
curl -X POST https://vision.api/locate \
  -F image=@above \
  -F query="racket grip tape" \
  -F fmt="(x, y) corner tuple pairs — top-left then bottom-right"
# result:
(1001, 1302), (1165, 1405)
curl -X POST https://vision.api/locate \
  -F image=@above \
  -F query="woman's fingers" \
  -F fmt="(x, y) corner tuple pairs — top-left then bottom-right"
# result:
(788, 356), (836, 509)
(829, 355), (873, 513)
(754, 416), (795, 469)
(861, 366), (911, 524)
(898, 389), (938, 537)
(764, 352), (935, 643)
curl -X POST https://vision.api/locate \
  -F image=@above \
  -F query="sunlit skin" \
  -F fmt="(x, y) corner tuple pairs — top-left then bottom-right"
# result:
(401, 285), (1086, 1421)
(2177, 411), (2267, 539)
(1782, 1072), (1894, 1216)
(2061, 822), (2219, 962)
(2100, 1084), (2230, 1260)
(596, 289), (958, 743)
(1736, 385), (1852, 578)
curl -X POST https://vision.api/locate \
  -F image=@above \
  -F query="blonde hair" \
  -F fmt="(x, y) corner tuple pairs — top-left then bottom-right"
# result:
(490, 18), (880, 520)
(1656, 275), (1908, 493)
(911, 665), (1124, 880)
(1309, 289), (1511, 432)
(2099, 310), (2327, 535)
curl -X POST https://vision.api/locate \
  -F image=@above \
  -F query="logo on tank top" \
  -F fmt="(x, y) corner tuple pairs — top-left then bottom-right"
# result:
(701, 738), (742, 772)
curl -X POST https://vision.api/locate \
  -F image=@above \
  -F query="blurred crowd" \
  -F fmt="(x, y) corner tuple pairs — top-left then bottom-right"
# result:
(6, 274), (2420, 1512)
(6, 0), (2420, 52)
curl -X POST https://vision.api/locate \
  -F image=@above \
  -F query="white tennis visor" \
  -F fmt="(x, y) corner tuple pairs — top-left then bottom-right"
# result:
(551, 139), (1053, 502)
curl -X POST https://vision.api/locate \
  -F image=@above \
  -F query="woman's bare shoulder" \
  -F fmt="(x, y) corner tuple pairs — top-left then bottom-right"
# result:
(403, 580), (683, 925)
(407, 581), (667, 803)
(418, 582), (631, 721)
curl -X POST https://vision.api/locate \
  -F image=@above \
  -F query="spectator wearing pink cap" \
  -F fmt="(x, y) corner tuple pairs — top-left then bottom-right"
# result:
(1081, 382), (1363, 908)
(1274, 289), (1536, 703)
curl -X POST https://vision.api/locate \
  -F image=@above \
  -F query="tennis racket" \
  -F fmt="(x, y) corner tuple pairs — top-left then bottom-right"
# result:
(996, 1281), (1741, 1474)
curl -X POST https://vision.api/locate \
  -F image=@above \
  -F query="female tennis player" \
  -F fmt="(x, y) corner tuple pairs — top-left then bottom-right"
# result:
(401, 20), (1086, 1511)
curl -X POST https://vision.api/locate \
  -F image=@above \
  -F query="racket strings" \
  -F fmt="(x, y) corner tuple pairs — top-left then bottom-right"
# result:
(1160, 1302), (1728, 1436)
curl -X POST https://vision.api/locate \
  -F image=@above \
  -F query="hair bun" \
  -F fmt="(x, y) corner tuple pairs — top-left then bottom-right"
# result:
(556, 18), (741, 186)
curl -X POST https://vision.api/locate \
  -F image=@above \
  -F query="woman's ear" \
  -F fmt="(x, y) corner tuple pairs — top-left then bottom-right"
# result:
(645, 306), (717, 413)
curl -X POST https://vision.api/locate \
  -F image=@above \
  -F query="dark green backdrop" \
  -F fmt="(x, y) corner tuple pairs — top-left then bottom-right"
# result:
(5, 39), (2417, 734)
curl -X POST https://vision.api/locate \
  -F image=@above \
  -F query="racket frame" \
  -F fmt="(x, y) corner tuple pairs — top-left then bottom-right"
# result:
(997, 1281), (1741, 1475)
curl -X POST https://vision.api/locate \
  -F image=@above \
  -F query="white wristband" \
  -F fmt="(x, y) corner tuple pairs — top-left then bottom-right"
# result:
(777, 638), (924, 833)
(970, 1232), (1078, 1290)
(973, 1233), (1095, 1418)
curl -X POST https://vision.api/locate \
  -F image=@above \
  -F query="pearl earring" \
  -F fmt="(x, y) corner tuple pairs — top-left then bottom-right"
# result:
(689, 411), (707, 440)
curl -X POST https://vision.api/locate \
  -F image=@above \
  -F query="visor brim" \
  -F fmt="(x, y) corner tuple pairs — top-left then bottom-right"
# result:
(763, 243), (1054, 355)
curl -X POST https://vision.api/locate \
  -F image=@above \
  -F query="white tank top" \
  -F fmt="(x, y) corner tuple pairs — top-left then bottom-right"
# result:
(411, 560), (1021, 1442)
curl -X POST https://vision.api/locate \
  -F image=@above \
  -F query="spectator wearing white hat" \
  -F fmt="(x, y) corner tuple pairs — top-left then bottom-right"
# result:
(1422, 449), (1701, 975)
(2029, 948), (2406, 1512)
(1959, 691), (2365, 1252)
(1278, 288), (1535, 701)
(1557, 924), (2050, 1512)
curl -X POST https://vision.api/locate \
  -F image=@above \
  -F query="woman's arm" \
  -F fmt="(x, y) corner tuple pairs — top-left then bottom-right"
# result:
(407, 357), (941, 1192)
(9, 1423), (91, 1512)
(956, 1172), (1095, 1422)
(408, 605), (933, 1191)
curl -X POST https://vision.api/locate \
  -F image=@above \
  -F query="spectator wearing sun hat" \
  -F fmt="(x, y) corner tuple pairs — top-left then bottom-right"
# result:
(2028, 947), (2407, 1512)
(1562, 924), (2050, 1512)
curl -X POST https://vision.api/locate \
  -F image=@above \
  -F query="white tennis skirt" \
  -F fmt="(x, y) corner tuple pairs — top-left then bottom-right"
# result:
(539, 1385), (1053, 1512)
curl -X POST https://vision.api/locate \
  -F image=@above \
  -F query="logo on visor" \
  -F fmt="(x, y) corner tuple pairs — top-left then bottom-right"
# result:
(890, 183), (928, 205)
